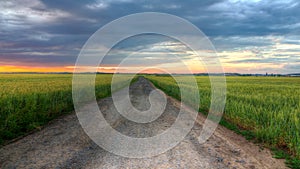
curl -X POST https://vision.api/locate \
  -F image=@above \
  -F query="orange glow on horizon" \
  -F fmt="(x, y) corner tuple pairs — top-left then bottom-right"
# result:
(0, 65), (74, 73)
(0, 64), (236, 74)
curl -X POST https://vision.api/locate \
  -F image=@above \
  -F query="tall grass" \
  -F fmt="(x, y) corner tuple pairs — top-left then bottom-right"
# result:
(146, 75), (300, 159)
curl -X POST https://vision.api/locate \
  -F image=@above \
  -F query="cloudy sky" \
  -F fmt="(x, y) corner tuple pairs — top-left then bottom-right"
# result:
(0, 0), (299, 73)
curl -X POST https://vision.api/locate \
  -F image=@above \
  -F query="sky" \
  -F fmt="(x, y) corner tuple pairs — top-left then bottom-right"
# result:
(0, 0), (299, 74)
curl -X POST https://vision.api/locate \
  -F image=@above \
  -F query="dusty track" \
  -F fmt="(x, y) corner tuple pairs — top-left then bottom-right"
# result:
(0, 77), (287, 169)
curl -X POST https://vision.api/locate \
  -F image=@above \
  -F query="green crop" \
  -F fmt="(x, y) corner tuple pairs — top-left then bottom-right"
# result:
(0, 74), (131, 144)
(146, 75), (300, 160)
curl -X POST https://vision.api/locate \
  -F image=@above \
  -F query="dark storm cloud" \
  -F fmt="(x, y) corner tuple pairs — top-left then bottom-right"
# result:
(193, 0), (300, 36)
(0, 0), (299, 73)
(42, 0), (297, 37)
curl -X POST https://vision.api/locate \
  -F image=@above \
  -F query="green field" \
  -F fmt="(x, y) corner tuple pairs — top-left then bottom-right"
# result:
(0, 74), (131, 144)
(146, 75), (300, 160)
(1, 74), (299, 166)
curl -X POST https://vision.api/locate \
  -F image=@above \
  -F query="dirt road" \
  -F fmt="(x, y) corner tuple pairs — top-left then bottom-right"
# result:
(0, 77), (287, 169)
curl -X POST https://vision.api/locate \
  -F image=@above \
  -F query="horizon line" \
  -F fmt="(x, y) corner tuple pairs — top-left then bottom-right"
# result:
(0, 72), (299, 76)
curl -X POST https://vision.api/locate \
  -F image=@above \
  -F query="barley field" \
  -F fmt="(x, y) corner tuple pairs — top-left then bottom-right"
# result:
(146, 75), (300, 158)
(1, 74), (299, 162)
(0, 74), (131, 144)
